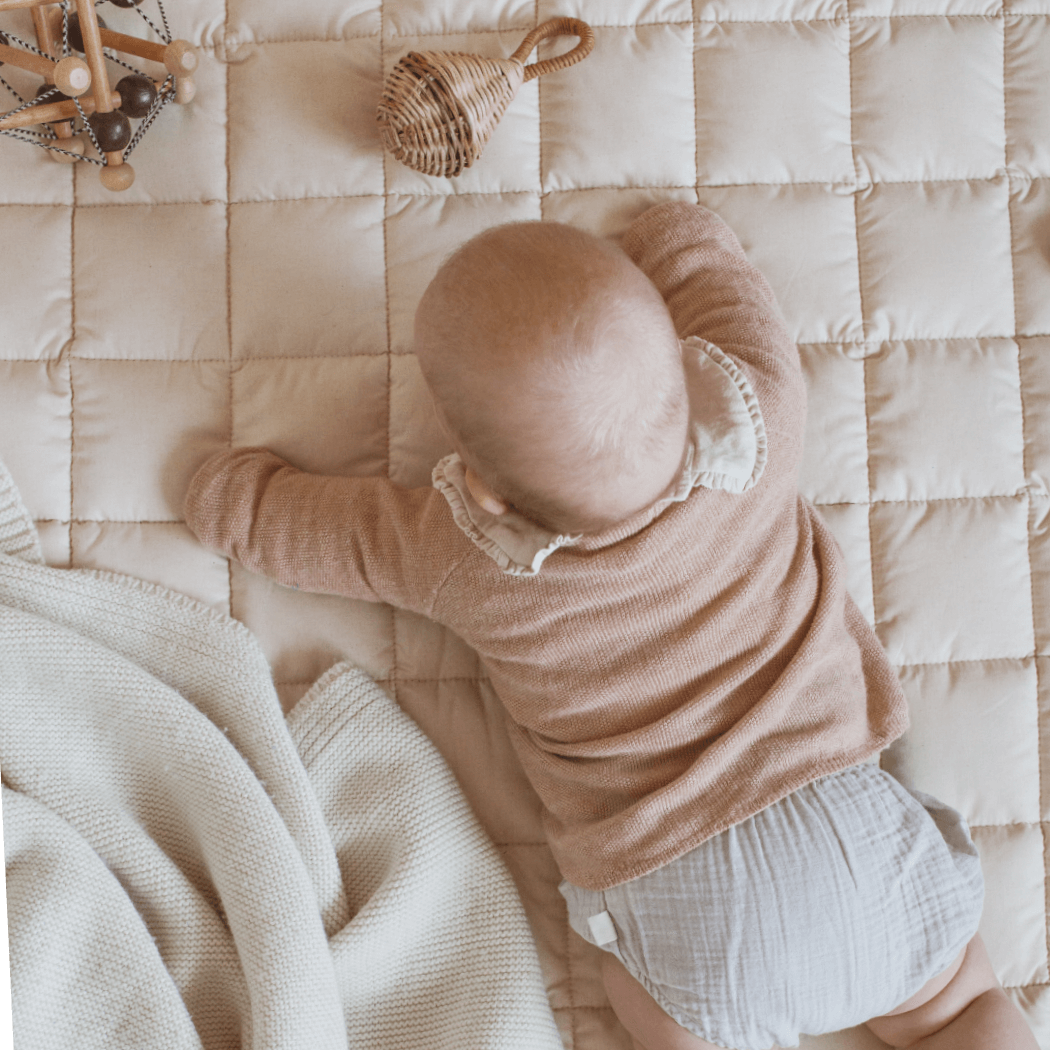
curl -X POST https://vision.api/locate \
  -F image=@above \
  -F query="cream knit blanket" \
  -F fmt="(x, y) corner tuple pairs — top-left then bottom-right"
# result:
(0, 458), (560, 1050)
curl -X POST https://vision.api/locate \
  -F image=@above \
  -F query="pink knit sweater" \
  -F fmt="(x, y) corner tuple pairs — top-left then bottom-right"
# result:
(184, 202), (908, 890)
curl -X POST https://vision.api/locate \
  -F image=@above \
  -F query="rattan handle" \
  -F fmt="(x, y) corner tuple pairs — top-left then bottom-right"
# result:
(511, 17), (594, 82)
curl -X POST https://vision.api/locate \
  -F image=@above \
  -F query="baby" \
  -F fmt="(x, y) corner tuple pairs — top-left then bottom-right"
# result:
(184, 202), (1038, 1050)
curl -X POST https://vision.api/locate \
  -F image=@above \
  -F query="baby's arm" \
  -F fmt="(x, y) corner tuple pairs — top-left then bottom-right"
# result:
(622, 201), (799, 381)
(184, 447), (463, 614)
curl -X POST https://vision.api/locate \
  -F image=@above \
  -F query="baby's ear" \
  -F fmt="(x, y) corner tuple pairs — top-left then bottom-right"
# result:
(465, 467), (508, 516)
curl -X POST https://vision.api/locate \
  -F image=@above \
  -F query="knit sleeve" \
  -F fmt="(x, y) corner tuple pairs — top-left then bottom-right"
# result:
(621, 201), (801, 382)
(184, 447), (465, 615)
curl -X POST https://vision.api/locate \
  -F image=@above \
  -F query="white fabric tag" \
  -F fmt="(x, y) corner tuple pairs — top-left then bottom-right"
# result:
(587, 911), (618, 946)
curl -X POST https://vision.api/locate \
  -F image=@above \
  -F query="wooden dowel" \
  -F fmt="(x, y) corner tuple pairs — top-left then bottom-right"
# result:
(95, 29), (197, 77)
(31, 3), (57, 59)
(0, 41), (54, 77)
(96, 26), (165, 64)
(173, 73), (194, 104)
(0, 87), (119, 129)
(32, 12), (75, 140)
(74, 0), (112, 114)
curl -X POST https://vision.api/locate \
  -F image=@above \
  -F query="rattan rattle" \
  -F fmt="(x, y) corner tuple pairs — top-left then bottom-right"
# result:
(377, 17), (594, 178)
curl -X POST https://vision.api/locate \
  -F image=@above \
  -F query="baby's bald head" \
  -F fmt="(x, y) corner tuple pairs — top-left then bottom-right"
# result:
(414, 221), (688, 534)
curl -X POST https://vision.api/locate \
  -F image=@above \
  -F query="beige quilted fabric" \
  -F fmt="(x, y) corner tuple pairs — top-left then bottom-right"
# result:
(0, 1), (1047, 1047)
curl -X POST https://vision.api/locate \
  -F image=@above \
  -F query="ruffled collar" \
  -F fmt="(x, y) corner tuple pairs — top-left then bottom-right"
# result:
(431, 336), (767, 577)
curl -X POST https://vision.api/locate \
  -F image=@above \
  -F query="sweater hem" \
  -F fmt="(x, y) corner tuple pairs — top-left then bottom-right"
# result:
(551, 717), (910, 892)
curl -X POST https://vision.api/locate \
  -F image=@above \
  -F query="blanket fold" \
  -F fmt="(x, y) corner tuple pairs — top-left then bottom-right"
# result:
(0, 456), (560, 1050)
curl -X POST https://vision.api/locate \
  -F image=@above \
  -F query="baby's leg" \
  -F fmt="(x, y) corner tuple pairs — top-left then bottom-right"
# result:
(865, 934), (1038, 1049)
(600, 952), (747, 1050)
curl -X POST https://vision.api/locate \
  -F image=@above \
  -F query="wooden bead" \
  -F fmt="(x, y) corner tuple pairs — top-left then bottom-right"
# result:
(116, 73), (156, 117)
(163, 39), (197, 76)
(34, 82), (69, 122)
(87, 108), (131, 151)
(54, 55), (91, 96)
(99, 160), (134, 191)
(64, 12), (106, 55)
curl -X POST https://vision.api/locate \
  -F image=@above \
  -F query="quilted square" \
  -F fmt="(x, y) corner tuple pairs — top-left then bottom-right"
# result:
(537, 0), (692, 23)
(850, 15), (1005, 183)
(0, 205), (70, 360)
(384, 192), (542, 355)
(231, 355), (388, 476)
(543, 186), (698, 237)
(380, 30), (541, 196)
(855, 179), (1014, 341)
(231, 560), (395, 685)
(0, 360), (70, 522)
(228, 38), (384, 202)
(0, 137), (75, 208)
(699, 183), (864, 345)
(870, 495), (1034, 666)
(144, 0), (224, 40)
(71, 521), (230, 611)
(798, 344), (869, 505)
(693, 0), (844, 19)
(498, 845), (571, 995)
(71, 359), (229, 521)
(227, 0), (379, 40)
(852, 0), (1002, 14)
(813, 503), (875, 624)
(539, 23), (695, 192)
(1009, 177), (1050, 336)
(1030, 499), (1050, 656)
(885, 659), (1041, 826)
(1006, 13), (1050, 177)
(73, 202), (227, 360)
(35, 520), (70, 568)
(973, 824), (1049, 987)
(230, 196), (387, 358)
(388, 353), (449, 488)
(72, 49), (228, 207)
(866, 340), (1027, 502)
(392, 607), (481, 681)
(1020, 337), (1050, 500)
(383, 0), (532, 37)
(694, 19), (854, 186)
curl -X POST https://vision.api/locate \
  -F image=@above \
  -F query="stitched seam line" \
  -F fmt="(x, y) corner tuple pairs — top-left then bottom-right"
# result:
(376, 0), (400, 709)
(845, 0), (885, 658)
(67, 172), (75, 567)
(9, 330), (1050, 365)
(224, 0), (234, 618)
(20, 172), (1046, 212)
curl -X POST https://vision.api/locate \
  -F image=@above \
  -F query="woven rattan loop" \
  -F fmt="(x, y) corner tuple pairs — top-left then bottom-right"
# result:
(510, 17), (594, 82)
(375, 16), (593, 177)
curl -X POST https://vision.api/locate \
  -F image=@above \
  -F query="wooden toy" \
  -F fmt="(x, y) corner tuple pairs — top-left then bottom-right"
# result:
(0, 0), (196, 190)
(376, 17), (594, 178)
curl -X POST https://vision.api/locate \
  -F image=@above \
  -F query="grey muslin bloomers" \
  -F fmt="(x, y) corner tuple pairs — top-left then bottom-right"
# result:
(560, 763), (984, 1050)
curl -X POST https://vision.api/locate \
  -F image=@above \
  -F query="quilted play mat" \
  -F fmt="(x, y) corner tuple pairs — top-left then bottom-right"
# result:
(1, 0), (1048, 1047)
